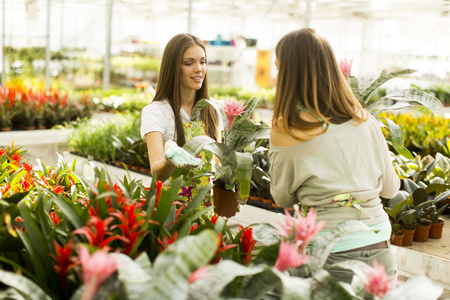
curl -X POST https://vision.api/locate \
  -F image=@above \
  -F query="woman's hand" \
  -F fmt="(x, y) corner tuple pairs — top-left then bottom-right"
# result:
(164, 140), (203, 169)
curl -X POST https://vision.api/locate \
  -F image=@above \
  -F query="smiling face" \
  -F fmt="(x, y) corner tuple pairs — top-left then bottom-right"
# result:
(179, 45), (207, 96)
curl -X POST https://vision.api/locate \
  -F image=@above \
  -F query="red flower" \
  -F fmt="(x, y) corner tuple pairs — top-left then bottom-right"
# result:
(238, 224), (257, 265)
(188, 266), (209, 284)
(50, 239), (78, 291)
(211, 233), (237, 264)
(155, 180), (163, 207)
(109, 202), (146, 255)
(73, 216), (126, 251)
(157, 231), (179, 252)
(211, 214), (219, 225)
(49, 211), (61, 225)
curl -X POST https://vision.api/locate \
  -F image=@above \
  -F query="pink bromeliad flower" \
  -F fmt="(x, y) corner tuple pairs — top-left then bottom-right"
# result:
(362, 261), (393, 298)
(222, 98), (247, 132)
(278, 207), (325, 254)
(77, 245), (118, 300)
(339, 58), (353, 77)
(274, 241), (309, 273)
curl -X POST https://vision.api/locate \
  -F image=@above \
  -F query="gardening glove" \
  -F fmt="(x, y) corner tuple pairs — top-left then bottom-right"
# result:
(164, 140), (203, 169)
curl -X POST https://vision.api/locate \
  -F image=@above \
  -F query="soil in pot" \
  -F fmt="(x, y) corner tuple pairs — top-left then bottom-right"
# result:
(429, 220), (445, 239)
(413, 223), (431, 242)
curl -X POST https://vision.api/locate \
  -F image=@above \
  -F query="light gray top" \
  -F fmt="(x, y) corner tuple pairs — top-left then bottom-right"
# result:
(269, 113), (400, 230)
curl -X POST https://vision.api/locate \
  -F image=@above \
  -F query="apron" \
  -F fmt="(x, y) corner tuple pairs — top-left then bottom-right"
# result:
(163, 120), (214, 213)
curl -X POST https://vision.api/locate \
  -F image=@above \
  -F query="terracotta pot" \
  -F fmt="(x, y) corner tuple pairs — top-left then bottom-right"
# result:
(391, 232), (404, 246)
(0, 127), (11, 132)
(400, 228), (416, 246)
(17, 125), (36, 130)
(429, 221), (445, 239)
(213, 186), (239, 218)
(413, 223), (431, 242)
(248, 195), (262, 202)
(262, 198), (273, 204)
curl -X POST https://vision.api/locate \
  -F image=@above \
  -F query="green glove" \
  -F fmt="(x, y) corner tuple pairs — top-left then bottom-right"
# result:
(164, 140), (203, 169)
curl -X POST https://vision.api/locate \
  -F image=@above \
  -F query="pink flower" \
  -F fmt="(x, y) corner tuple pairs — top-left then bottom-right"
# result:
(277, 207), (325, 253)
(274, 241), (309, 272)
(339, 58), (353, 77)
(77, 246), (118, 300)
(363, 261), (392, 298)
(188, 266), (209, 283)
(222, 98), (247, 132)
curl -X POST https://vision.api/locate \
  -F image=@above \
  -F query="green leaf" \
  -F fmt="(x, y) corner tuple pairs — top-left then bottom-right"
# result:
(235, 151), (253, 199)
(52, 196), (85, 229)
(253, 222), (281, 246)
(308, 220), (373, 274)
(382, 276), (443, 300)
(381, 118), (404, 149)
(149, 229), (219, 299)
(183, 135), (217, 157)
(189, 260), (265, 299)
(384, 89), (442, 110)
(238, 267), (280, 299)
(112, 253), (153, 300)
(0, 269), (52, 300)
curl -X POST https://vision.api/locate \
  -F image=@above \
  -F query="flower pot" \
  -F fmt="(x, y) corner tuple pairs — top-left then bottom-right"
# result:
(262, 198), (273, 204)
(17, 125), (36, 130)
(248, 195), (262, 202)
(400, 228), (415, 246)
(0, 126), (11, 131)
(429, 221), (445, 239)
(391, 232), (404, 246)
(213, 186), (239, 218)
(413, 223), (431, 242)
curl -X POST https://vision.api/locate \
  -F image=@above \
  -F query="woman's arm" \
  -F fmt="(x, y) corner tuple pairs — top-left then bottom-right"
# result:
(145, 131), (175, 182)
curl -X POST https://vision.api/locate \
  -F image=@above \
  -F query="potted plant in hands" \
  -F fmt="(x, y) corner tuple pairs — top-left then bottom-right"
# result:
(182, 97), (271, 217)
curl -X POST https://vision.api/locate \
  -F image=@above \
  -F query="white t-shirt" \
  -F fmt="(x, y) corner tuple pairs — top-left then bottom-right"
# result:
(140, 99), (223, 143)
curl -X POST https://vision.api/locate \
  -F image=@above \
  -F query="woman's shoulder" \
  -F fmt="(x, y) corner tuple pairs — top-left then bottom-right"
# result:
(142, 99), (172, 113)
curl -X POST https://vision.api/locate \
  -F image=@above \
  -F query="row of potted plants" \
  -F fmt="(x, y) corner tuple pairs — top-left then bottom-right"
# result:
(0, 84), (94, 131)
(0, 144), (444, 299)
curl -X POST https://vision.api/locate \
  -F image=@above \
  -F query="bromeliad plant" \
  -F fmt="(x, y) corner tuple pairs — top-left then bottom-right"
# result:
(340, 59), (443, 159)
(0, 144), (444, 299)
(182, 97), (271, 200)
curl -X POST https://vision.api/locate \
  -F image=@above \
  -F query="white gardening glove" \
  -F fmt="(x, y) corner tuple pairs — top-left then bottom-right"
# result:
(164, 140), (203, 169)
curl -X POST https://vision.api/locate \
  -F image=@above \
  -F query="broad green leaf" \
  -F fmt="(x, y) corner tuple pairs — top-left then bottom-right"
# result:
(189, 260), (265, 300)
(253, 222), (281, 246)
(149, 230), (219, 300)
(238, 267), (280, 299)
(275, 270), (311, 300)
(360, 69), (416, 102)
(112, 253), (153, 300)
(183, 135), (216, 157)
(384, 89), (442, 110)
(0, 269), (51, 300)
(309, 220), (373, 274)
(383, 276), (443, 300)
(52, 196), (85, 228)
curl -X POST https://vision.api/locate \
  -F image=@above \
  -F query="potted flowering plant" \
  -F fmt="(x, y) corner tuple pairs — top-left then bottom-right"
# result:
(0, 86), (17, 130)
(182, 97), (271, 216)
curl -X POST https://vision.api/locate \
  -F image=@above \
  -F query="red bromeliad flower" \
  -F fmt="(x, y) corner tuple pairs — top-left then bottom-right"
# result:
(49, 211), (61, 225)
(157, 231), (179, 252)
(73, 216), (127, 251)
(77, 245), (118, 300)
(155, 180), (163, 207)
(238, 224), (257, 265)
(188, 266), (209, 284)
(109, 202), (147, 255)
(210, 214), (219, 225)
(211, 233), (237, 264)
(222, 98), (247, 132)
(0, 148), (7, 156)
(51, 239), (78, 291)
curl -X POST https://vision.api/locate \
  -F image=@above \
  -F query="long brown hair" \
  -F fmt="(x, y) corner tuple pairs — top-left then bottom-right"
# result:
(272, 28), (367, 138)
(153, 33), (219, 146)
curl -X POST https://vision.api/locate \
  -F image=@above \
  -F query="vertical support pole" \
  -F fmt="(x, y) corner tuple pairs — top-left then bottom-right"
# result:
(60, 0), (64, 49)
(2, 0), (6, 86)
(45, 0), (51, 90)
(103, 0), (113, 91)
(187, 0), (193, 33)
(305, 0), (312, 28)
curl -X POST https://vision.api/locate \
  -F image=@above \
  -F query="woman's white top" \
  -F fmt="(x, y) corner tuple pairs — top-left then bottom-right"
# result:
(140, 99), (223, 143)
